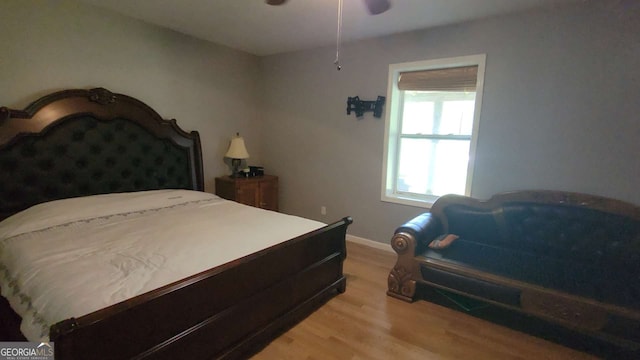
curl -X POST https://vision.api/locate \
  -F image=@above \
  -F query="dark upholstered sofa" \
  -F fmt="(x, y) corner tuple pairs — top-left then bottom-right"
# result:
(387, 190), (640, 352)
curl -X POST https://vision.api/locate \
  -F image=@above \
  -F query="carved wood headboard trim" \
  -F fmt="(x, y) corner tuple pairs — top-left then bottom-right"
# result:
(0, 88), (204, 220)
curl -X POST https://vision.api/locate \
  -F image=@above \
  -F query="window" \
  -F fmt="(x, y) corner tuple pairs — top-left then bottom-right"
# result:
(381, 54), (486, 207)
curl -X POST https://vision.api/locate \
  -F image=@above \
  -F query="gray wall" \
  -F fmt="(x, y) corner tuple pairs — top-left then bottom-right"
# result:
(0, 0), (262, 192)
(2, 1), (638, 245)
(259, 1), (640, 244)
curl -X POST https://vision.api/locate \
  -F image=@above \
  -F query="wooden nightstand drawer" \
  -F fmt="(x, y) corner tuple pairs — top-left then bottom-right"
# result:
(215, 175), (278, 211)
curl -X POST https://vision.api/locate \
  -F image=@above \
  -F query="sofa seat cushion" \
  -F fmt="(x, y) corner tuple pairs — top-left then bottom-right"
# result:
(420, 238), (640, 311)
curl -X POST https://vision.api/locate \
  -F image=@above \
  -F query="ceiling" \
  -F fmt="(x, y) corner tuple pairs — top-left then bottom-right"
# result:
(79, 0), (580, 56)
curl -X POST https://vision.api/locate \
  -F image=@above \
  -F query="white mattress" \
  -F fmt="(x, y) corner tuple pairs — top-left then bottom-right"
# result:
(0, 190), (325, 342)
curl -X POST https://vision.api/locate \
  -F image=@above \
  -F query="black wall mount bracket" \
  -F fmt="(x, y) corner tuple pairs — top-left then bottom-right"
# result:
(346, 96), (386, 118)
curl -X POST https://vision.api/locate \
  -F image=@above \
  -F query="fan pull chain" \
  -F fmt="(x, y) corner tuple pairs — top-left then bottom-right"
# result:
(334, 0), (343, 70)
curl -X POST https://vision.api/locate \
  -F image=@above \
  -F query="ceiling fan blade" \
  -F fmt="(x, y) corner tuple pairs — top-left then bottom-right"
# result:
(363, 0), (391, 15)
(266, 0), (391, 16)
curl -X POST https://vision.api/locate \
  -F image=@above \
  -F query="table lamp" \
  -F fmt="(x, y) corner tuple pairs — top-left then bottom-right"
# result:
(225, 133), (250, 178)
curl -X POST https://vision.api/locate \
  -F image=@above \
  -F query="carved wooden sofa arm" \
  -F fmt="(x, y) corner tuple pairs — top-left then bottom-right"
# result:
(387, 213), (441, 301)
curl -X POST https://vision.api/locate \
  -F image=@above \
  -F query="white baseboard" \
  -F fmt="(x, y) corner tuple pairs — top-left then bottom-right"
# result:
(346, 234), (394, 253)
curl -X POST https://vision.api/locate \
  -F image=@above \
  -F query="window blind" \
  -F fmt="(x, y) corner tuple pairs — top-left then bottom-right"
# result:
(397, 65), (478, 92)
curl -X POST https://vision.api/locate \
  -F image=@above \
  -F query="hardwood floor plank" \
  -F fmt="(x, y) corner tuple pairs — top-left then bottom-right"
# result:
(252, 242), (598, 359)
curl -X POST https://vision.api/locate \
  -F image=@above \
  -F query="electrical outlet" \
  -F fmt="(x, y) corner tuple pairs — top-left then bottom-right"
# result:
(320, 206), (327, 216)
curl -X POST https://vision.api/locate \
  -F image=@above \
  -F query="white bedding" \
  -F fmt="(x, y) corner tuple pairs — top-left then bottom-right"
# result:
(0, 190), (325, 341)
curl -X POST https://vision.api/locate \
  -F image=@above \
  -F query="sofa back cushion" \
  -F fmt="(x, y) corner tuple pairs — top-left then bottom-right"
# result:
(504, 203), (640, 266)
(444, 202), (640, 269)
(443, 205), (504, 246)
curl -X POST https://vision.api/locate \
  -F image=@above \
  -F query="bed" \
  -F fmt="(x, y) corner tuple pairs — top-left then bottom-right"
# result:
(0, 88), (352, 359)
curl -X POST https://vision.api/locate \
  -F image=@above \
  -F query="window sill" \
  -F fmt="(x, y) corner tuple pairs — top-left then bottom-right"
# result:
(381, 194), (435, 209)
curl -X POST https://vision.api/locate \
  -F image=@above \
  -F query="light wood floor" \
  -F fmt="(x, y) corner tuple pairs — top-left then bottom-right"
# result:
(253, 241), (598, 360)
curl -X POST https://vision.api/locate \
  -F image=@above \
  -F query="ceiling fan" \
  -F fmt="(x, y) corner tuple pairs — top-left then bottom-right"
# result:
(266, 0), (392, 15)
(267, 0), (392, 70)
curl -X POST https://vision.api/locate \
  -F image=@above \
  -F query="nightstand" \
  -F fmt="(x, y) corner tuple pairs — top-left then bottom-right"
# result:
(215, 175), (278, 211)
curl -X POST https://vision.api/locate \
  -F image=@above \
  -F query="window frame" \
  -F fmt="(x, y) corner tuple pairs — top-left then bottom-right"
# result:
(381, 54), (486, 208)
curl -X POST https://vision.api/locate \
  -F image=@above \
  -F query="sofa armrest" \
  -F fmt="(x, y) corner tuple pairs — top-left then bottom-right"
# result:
(395, 213), (442, 252)
(389, 213), (441, 302)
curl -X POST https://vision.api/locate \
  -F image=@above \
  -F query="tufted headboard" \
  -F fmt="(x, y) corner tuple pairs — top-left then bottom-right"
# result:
(0, 88), (204, 221)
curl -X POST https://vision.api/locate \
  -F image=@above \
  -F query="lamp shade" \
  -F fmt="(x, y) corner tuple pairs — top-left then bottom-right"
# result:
(225, 134), (250, 159)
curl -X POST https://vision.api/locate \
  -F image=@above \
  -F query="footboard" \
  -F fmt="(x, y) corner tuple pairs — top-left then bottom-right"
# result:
(50, 217), (352, 360)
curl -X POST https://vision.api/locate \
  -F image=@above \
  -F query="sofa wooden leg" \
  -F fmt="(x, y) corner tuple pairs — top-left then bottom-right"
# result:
(387, 266), (416, 302)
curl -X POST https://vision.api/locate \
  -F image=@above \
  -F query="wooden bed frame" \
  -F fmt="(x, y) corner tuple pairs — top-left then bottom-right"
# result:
(0, 88), (352, 359)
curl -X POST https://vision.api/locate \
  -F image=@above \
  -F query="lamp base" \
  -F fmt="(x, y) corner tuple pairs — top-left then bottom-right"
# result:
(230, 158), (242, 178)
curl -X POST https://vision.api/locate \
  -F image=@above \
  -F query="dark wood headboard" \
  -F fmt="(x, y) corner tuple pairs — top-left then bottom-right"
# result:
(0, 88), (204, 220)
